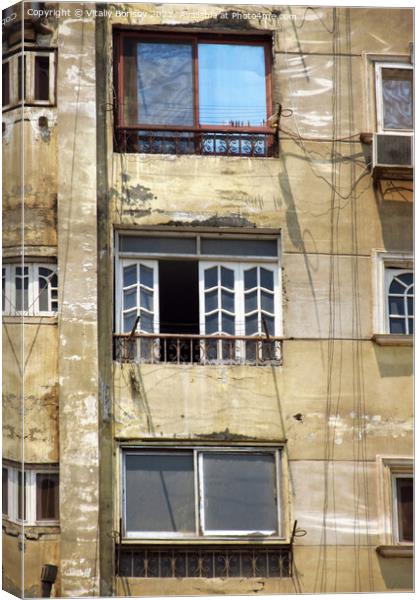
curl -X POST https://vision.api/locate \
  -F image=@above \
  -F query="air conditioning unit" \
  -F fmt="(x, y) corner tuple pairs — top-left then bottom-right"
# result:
(372, 133), (413, 181)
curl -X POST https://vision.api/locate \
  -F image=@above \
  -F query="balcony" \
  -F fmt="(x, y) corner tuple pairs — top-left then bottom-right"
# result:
(115, 128), (276, 157)
(113, 333), (282, 366)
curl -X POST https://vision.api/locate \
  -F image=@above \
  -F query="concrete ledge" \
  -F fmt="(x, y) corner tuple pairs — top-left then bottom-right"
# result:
(372, 334), (413, 346)
(2, 316), (58, 325)
(376, 544), (413, 558)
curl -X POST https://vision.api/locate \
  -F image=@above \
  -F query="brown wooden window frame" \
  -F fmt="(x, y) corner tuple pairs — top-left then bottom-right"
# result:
(114, 29), (275, 156)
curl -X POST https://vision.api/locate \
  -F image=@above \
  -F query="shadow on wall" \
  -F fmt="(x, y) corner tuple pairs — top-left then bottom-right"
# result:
(377, 556), (413, 591)
(373, 186), (413, 252)
(372, 344), (413, 378)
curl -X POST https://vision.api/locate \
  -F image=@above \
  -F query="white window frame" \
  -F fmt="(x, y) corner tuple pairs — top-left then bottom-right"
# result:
(121, 446), (284, 541)
(2, 50), (56, 110)
(375, 62), (413, 134)
(372, 250), (413, 336)
(116, 259), (160, 334)
(385, 267), (413, 336)
(2, 262), (58, 317)
(115, 231), (283, 339)
(376, 456), (413, 548)
(2, 465), (59, 526)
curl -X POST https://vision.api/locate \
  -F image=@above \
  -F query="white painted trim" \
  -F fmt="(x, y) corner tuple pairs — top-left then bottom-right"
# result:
(391, 473), (413, 544)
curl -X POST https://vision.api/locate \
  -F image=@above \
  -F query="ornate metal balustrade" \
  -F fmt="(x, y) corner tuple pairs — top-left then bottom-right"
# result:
(114, 333), (282, 366)
(115, 128), (276, 157)
(117, 546), (291, 579)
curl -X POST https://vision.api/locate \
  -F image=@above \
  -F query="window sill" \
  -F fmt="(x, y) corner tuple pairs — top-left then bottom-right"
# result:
(3, 518), (60, 538)
(372, 334), (413, 346)
(376, 544), (413, 558)
(2, 315), (58, 325)
(120, 537), (290, 546)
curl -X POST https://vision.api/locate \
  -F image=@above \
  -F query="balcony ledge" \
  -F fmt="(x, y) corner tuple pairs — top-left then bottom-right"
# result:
(376, 544), (413, 558)
(372, 334), (413, 347)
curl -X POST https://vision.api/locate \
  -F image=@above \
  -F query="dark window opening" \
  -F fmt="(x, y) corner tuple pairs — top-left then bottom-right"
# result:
(17, 55), (26, 102)
(17, 470), (26, 521)
(34, 56), (50, 101)
(159, 260), (200, 362)
(36, 473), (59, 521)
(2, 62), (10, 106)
(396, 477), (413, 542)
(2, 467), (8, 515)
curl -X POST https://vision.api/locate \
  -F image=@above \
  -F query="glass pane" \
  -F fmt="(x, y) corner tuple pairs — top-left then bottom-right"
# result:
(123, 40), (194, 126)
(198, 44), (267, 126)
(245, 291), (258, 314)
(2, 468), (7, 515)
(262, 315), (275, 336)
(51, 274), (58, 288)
(140, 264), (154, 289)
(244, 268), (258, 291)
(36, 473), (59, 520)
(2, 62), (9, 106)
(18, 55), (26, 102)
(221, 290), (234, 312)
(125, 454), (195, 533)
(18, 471), (26, 521)
(382, 68), (413, 130)
(140, 311), (153, 333)
(202, 453), (277, 532)
(205, 289), (218, 313)
(201, 238), (277, 257)
(388, 296), (405, 316)
(389, 318), (406, 334)
(222, 313), (235, 335)
(396, 478), (413, 542)
(204, 266), (218, 290)
(123, 265), (137, 288)
(34, 55), (50, 101)
(261, 291), (274, 314)
(124, 288), (137, 311)
(389, 278), (404, 294)
(39, 267), (52, 278)
(408, 318), (414, 334)
(246, 313), (258, 336)
(396, 272), (413, 286)
(260, 268), (274, 291)
(221, 267), (234, 289)
(124, 311), (138, 333)
(120, 236), (196, 255)
(206, 313), (219, 334)
(38, 280), (49, 312)
(140, 289), (153, 312)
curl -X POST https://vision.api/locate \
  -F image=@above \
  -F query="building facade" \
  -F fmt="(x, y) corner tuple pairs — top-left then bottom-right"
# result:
(2, 2), (413, 597)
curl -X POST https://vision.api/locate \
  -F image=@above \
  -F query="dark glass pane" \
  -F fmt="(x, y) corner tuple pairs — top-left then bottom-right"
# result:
(198, 44), (267, 126)
(140, 264), (154, 289)
(2, 468), (7, 515)
(408, 318), (414, 334)
(221, 290), (234, 312)
(262, 315), (275, 336)
(222, 313), (235, 335)
(140, 288), (153, 312)
(245, 291), (258, 314)
(2, 62), (9, 106)
(205, 289), (218, 313)
(388, 296), (405, 316)
(123, 264), (137, 288)
(389, 278), (404, 294)
(36, 473), (59, 520)
(139, 311), (153, 333)
(220, 267), (234, 289)
(125, 453), (195, 533)
(202, 453), (277, 532)
(123, 311), (138, 333)
(201, 238), (277, 258)
(244, 268), (258, 291)
(260, 268), (274, 290)
(17, 55), (26, 102)
(382, 68), (413, 130)
(205, 313), (218, 334)
(50, 274), (58, 288)
(120, 235), (196, 255)
(34, 56), (50, 101)
(396, 272), (413, 286)
(123, 288), (137, 311)
(396, 478), (413, 542)
(17, 471), (26, 521)
(123, 39), (194, 126)
(39, 267), (52, 278)
(204, 266), (218, 290)
(245, 313), (258, 335)
(261, 291), (274, 314)
(389, 318), (406, 334)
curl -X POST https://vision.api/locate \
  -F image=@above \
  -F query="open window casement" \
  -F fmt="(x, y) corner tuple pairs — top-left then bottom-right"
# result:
(117, 259), (160, 334)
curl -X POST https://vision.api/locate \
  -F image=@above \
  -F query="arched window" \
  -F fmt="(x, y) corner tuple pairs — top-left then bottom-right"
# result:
(387, 269), (413, 334)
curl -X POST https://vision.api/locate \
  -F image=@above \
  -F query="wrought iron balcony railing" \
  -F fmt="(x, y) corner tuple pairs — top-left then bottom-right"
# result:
(114, 333), (282, 366)
(117, 546), (292, 578)
(115, 127), (276, 157)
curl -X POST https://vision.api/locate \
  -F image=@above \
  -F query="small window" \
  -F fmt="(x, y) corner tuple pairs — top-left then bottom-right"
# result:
(386, 268), (413, 335)
(115, 32), (274, 156)
(376, 63), (413, 132)
(123, 448), (282, 539)
(2, 466), (59, 524)
(2, 51), (55, 110)
(34, 56), (50, 101)
(2, 62), (10, 107)
(394, 476), (413, 543)
(2, 262), (58, 316)
(17, 55), (26, 103)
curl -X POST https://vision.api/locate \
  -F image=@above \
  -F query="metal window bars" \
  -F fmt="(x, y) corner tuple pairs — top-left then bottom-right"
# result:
(113, 333), (282, 366)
